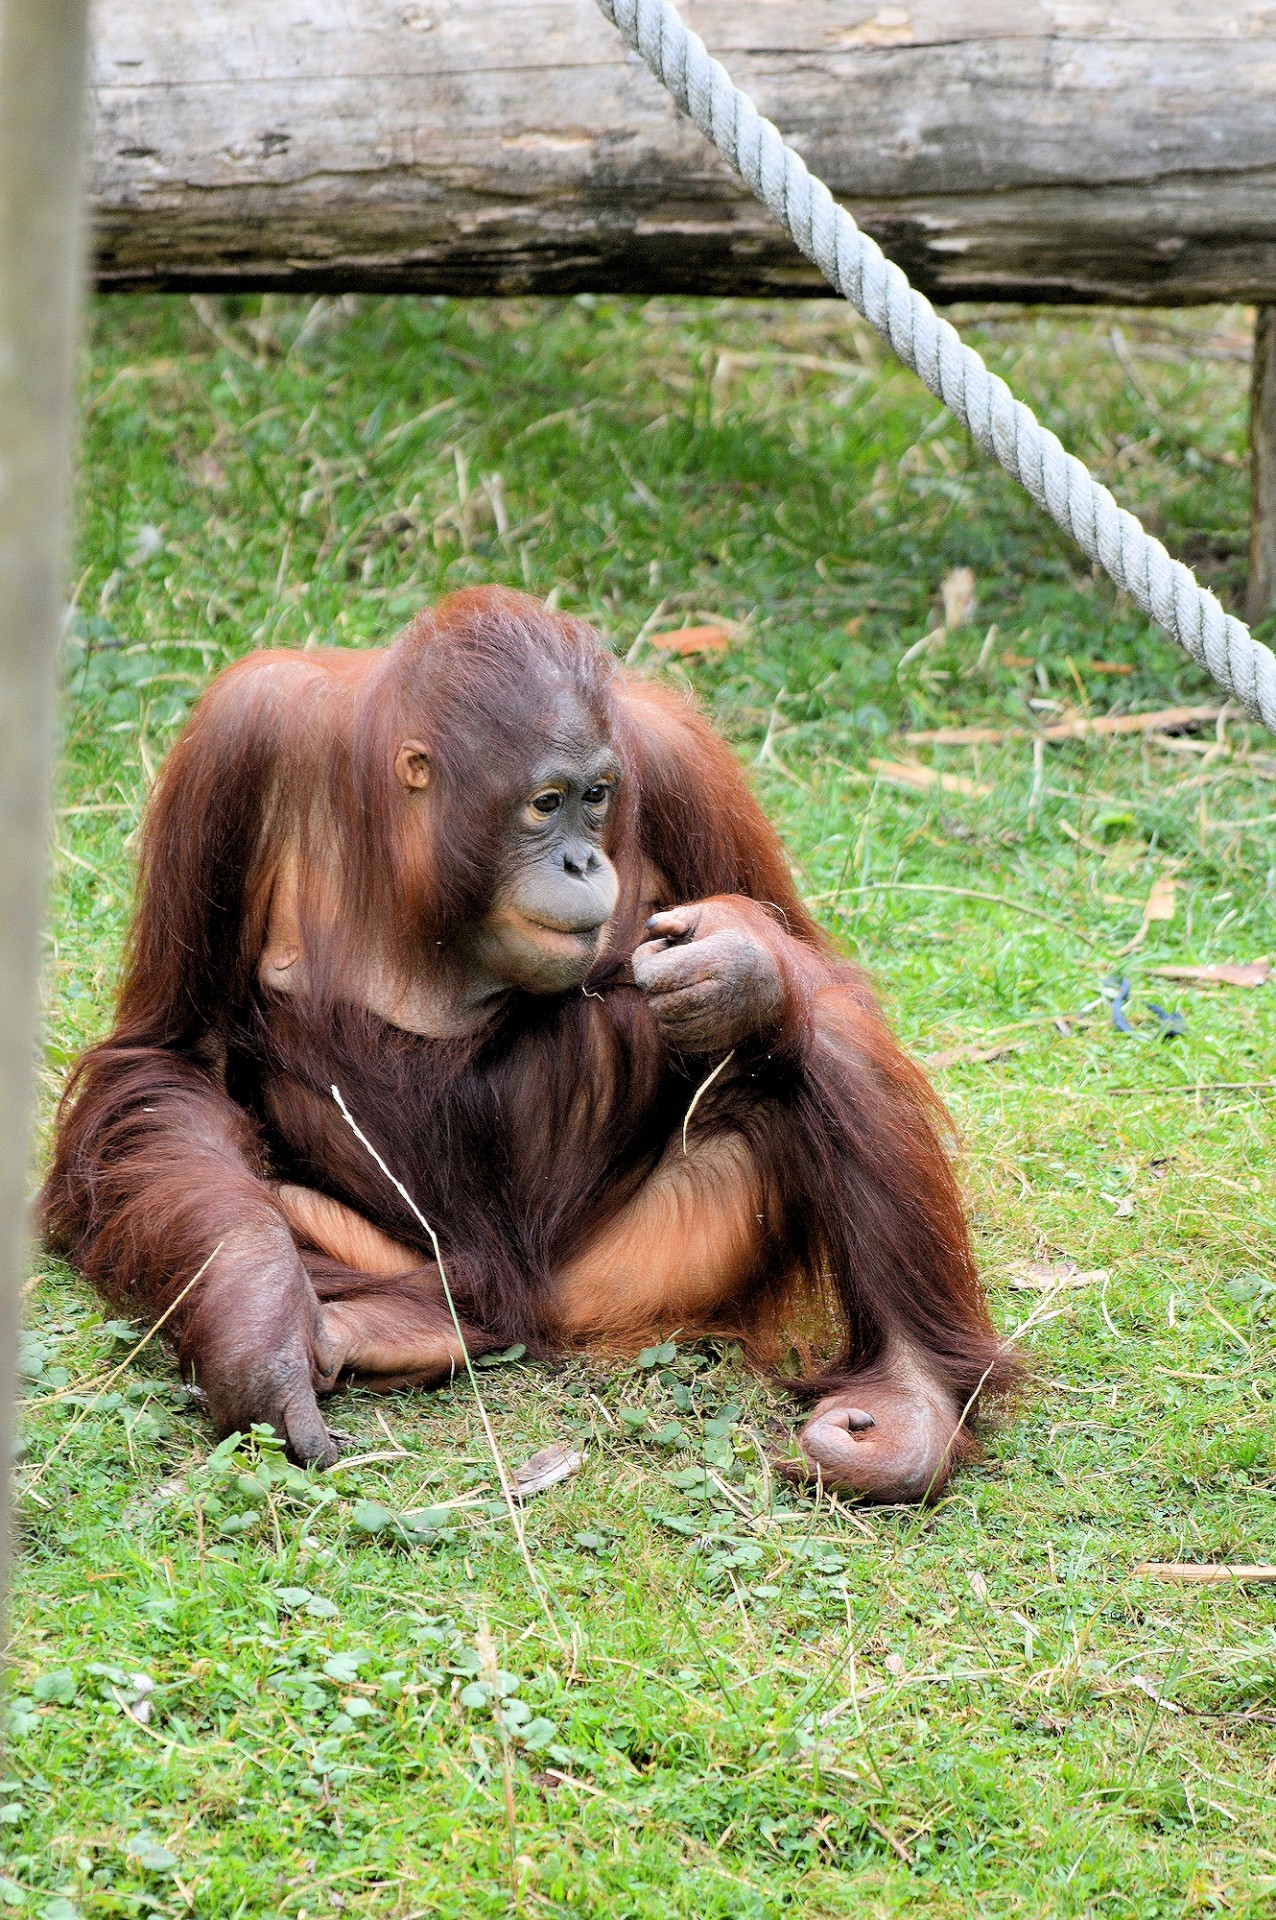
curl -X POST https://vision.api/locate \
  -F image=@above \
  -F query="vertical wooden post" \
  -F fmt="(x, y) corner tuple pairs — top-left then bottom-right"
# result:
(0, 0), (90, 1599)
(1247, 306), (1276, 626)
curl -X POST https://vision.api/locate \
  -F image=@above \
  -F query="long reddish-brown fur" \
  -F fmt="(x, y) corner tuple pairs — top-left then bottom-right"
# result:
(42, 588), (1012, 1490)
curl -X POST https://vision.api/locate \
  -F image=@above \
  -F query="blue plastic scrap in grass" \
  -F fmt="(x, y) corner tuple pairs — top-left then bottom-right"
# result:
(1103, 976), (1135, 1033)
(1101, 976), (1185, 1039)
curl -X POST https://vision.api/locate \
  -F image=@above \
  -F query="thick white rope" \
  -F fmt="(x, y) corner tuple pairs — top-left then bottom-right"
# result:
(595, 0), (1276, 735)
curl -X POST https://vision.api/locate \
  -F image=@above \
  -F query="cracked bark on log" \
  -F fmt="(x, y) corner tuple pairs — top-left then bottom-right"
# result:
(90, 1), (1276, 305)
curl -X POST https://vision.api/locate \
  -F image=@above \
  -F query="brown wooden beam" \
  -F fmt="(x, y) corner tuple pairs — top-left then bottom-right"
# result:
(1248, 307), (1276, 627)
(0, 0), (90, 1594)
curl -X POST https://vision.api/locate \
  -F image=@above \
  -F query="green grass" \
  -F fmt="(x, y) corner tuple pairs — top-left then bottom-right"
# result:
(11, 291), (1276, 1918)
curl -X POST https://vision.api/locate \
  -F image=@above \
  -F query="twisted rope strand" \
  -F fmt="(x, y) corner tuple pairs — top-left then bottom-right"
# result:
(595, 0), (1276, 734)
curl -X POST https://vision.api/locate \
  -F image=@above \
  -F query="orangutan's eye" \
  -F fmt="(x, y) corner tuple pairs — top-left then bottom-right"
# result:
(530, 790), (562, 816)
(583, 783), (609, 807)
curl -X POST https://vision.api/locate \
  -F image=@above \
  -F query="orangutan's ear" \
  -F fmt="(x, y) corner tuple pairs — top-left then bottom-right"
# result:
(394, 740), (432, 790)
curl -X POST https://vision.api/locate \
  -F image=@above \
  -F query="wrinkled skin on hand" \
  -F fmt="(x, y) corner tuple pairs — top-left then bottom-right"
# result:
(631, 896), (790, 1053)
(180, 1243), (342, 1468)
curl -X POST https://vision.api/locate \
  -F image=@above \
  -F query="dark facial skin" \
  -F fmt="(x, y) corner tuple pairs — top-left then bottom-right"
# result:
(469, 700), (622, 995)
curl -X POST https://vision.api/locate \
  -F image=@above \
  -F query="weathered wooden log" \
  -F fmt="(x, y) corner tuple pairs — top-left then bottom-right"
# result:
(91, 1), (1276, 306)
